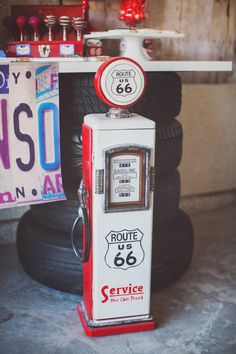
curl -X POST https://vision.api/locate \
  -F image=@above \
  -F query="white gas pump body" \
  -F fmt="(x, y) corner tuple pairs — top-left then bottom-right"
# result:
(83, 113), (155, 323)
(75, 57), (158, 336)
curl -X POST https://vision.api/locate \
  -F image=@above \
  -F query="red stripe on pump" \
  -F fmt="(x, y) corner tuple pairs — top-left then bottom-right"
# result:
(82, 124), (93, 320)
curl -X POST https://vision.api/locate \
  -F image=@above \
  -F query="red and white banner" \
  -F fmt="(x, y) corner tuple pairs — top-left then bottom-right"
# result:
(0, 62), (65, 209)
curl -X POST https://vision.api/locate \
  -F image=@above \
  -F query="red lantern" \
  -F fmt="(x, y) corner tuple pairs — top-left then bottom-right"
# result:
(119, 0), (147, 29)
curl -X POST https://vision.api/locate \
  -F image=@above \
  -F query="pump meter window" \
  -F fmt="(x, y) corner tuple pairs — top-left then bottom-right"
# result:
(105, 146), (150, 212)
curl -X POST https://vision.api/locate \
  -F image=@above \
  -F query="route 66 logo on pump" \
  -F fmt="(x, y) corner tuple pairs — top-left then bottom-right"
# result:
(95, 57), (146, 108)
(105, 229), (145, 270)
(111, 69), (137, 97)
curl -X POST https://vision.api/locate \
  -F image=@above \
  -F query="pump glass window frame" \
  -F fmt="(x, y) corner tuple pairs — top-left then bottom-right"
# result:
(104, 145), (151, 213)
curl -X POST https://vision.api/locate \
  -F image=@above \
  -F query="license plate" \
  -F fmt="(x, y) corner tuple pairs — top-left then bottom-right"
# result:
(0, 62), (65, 209)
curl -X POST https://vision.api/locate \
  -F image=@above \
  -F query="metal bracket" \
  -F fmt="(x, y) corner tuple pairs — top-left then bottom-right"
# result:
(95, 169), (104, 194)
(150, 166), (155, 192)
(78, 179), (89, 208)
(106, 107), (132, 119)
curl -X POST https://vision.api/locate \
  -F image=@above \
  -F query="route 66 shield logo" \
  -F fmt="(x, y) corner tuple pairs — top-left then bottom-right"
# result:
(111, 69), (137, 97)
(104, 229), (145, 270)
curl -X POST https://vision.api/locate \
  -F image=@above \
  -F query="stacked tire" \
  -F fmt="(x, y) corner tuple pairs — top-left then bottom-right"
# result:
(17, 72), (194, 294)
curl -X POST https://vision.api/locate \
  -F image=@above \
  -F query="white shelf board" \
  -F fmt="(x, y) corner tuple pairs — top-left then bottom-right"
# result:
(0, 58), (232, 73)
(58, 60), (232, 73)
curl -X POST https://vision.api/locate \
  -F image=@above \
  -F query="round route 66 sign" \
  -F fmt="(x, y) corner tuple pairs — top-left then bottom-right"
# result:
(94, 57), (147, 108)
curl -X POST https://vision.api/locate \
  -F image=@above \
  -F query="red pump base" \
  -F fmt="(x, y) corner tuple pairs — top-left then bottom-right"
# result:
(77, 302), (157, 337)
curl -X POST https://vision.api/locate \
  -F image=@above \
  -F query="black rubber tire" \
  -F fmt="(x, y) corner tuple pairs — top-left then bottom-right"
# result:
(59, 71), (182, 127)
(17, 211), (83, 295)
(17, 209), (193, 294)
(152, 209), (194, 289)
(133, 72), (182, 123)
(155, 119), (183, 178)
(61, 119), (183, 197)
(31, 170), (181, 232)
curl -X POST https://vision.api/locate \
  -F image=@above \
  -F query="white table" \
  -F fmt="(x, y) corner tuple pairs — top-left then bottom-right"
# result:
(1, 57), (232, 73)
(58, 60), (232, 73)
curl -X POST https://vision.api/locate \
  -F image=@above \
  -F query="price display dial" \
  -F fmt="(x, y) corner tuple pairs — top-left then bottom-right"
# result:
(94, 57), (147, 108)
(105, 145), (151, 213)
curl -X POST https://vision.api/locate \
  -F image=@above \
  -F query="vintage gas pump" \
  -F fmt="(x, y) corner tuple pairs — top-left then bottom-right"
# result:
(72, 57), (156, 336)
